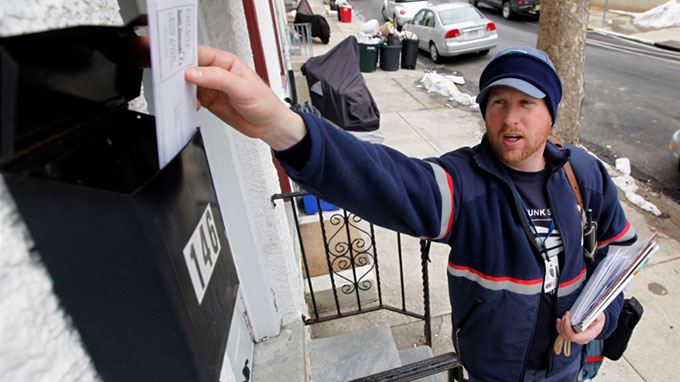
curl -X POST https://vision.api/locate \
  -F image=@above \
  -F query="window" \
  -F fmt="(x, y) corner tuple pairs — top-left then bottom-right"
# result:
(439, 7), (483, 25)
(424, 11), (434, 28)
(412, 10), (426, 25)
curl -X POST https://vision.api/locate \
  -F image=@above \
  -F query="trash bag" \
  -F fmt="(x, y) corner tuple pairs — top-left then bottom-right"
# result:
(301, 36), (380, 132)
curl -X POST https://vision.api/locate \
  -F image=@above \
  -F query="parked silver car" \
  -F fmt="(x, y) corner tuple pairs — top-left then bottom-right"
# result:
(403, 2), (498, 63)
(470, 0), (540, 20)
(670, 129), (680, 171)
(382, 0), (429, 29)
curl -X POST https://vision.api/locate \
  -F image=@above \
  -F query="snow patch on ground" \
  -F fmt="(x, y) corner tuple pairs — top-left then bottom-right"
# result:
(612, 158), (663, 216)
(419, 71), (478, 107)
(611, 0), (680, 28)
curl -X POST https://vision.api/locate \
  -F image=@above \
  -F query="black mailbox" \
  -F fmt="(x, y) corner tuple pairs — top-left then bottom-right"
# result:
(1, 25), (239, 381)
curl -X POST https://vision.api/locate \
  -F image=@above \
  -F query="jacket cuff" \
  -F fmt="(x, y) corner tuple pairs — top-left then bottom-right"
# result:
(597, 292), (624, 340)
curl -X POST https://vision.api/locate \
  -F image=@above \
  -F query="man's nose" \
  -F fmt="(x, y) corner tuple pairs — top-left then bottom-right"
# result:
(503, 104), (522, 126)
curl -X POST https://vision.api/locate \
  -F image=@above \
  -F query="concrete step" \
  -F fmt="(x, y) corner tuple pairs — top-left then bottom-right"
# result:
(310, 325), (402, 382)
(398, 346), (445, 382)
(251, 320), (309, 382)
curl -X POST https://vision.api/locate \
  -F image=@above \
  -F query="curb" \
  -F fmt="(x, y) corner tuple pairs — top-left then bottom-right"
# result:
(587, 25), (654, 45)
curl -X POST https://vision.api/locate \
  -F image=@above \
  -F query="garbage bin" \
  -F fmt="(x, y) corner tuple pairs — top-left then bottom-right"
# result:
(401, 39), (419, 69)
(380, 43), (401, 71)
(359, 42), (379, 72)
(1, 25), (238, 382)
(340, 5), (352, 23)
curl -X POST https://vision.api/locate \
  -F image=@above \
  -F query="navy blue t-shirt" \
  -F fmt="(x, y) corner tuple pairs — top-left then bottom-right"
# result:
(507, 166), (564, 372)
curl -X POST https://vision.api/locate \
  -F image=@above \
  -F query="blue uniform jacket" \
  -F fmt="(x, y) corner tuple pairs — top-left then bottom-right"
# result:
(277, 112), (636, 381)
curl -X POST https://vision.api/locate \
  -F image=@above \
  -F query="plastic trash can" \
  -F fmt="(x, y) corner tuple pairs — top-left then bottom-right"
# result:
(379, 44), (401, 71)
(340, 6), (352, 23)
(302, 194), (339, 214)
(359, 43), (379, 72)
(401, 39), (419, 69)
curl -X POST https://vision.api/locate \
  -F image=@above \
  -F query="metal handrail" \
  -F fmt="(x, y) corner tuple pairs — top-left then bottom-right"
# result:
(348, 352), (465, 382)
(271, 190), (432, 346)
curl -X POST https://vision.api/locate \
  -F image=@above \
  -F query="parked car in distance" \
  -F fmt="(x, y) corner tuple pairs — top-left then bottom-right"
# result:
(670, 129), (680, 171)
(469, 0), (540, 20)
(382, 0), (429, 29)
(403, 2), (498, 63)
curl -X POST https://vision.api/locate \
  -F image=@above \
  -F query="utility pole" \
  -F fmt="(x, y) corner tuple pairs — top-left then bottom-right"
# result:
(537, 0), (590, 144)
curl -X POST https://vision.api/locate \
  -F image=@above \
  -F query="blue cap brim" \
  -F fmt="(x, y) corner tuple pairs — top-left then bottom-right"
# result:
(475, 78), (546, 104)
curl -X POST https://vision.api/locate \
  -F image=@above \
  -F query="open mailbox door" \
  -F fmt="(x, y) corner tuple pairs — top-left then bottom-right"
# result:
(1, 25), (238, 381)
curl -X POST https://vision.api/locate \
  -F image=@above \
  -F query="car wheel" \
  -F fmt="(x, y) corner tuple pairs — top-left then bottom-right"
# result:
(478, 49), (490, 55)
(430, 42), (442, 63)
(502, 1), (515, 19)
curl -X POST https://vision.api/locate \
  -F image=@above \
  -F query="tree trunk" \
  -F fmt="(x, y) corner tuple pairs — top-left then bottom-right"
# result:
(537, 0), (590, 145)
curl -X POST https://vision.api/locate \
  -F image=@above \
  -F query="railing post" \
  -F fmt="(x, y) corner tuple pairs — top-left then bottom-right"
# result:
(317, 202), (342, 315)
(370, 224), (383, 306)
(420, 239), (432, 347)
(290, 197), (319, 321)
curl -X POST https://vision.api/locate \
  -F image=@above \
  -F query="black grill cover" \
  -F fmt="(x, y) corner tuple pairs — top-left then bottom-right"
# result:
(294, 13), (330, 44)
(301, 36), (380, 132)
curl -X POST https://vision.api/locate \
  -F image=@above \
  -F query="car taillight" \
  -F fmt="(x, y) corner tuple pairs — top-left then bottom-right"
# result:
(400, 9), (406, 15)
(445, 29), (460, 38)
(518, 0), (524, 3)
(486, 22), (496, 31)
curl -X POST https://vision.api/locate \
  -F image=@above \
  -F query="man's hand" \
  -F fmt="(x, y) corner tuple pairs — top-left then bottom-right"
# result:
(185, 45), (306, 151)
(556, 311), (606, 345)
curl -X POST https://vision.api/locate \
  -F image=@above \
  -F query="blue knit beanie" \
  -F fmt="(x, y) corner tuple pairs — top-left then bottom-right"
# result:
(476, 46), (562, 125)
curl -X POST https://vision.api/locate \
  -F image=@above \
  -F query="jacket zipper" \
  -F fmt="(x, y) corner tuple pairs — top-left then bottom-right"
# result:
(454, 299), (482, 360)
(480, 167), (548, 381)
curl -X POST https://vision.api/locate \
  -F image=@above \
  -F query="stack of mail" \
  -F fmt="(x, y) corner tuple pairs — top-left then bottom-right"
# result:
(570, 233), (659, 332)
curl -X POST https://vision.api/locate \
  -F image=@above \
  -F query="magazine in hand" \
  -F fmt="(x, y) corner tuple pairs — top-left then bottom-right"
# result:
(569, 233), (658, 332)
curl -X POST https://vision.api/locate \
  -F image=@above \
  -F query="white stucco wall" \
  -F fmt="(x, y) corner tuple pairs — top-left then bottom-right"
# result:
(197, 0), (305, 337)
(1, 2), (119, 380)
(1, 0), (304, 379)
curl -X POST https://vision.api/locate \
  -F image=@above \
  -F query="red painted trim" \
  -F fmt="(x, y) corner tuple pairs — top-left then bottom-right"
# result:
(448, 262), (543, 285)
(267, 0), (286, 82)
(559, 268), (587, 288)
(242, 0), (292, 194)
(272, 155), (292, 195)
(444, 170), (454, 237)
(586, 355), (604, 363)
(598, 221), (631, 247)
(242, 0), (269, 84)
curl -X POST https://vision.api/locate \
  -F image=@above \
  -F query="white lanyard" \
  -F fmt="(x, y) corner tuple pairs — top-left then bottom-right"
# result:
(527, 212), (560, 294)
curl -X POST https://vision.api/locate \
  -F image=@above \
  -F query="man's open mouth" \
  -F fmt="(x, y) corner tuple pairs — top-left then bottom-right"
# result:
(505, 134), (523, 142)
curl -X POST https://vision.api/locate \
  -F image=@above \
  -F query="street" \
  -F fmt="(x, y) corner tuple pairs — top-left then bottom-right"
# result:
(351, 0), (680, 198)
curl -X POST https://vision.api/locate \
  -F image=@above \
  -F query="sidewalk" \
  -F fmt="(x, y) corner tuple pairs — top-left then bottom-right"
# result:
(297, 1), (680, 380)
(588, 6), (680, 51)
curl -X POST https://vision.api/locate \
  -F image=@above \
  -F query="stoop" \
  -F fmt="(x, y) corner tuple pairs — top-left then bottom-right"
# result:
(252, 322), (444, 381)
(310, 325), (443, 382)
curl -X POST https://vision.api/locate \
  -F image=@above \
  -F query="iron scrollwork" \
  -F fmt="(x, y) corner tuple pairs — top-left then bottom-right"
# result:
(324, 212), (375, 295)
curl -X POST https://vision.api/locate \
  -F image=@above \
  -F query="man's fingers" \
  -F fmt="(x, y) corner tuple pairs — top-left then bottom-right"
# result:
(186, 66), (241, 95)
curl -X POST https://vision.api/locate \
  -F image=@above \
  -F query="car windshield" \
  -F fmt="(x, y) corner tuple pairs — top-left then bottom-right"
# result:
(438, 7), (483, 25)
